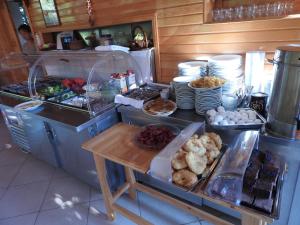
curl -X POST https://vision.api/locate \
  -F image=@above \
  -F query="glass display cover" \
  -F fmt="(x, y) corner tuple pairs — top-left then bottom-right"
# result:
(28, 50), (143, 116)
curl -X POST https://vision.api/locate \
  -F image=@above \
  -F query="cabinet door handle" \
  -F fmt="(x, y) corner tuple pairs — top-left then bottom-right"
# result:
(44, 122), (56, 142)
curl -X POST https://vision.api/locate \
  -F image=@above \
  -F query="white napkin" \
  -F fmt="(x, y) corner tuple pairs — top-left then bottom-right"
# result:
(95, 45), (130, 53)
(114, 94), (144, 109)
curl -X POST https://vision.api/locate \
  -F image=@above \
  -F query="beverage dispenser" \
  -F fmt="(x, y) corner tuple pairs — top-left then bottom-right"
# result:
(267, 46), (300, 139)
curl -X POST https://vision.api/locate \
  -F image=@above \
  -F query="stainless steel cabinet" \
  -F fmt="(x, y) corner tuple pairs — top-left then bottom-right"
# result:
(20, 113), (60, 167)
(48, 108), (122, 190)
(1, 108), (30, 152)
(1, 107), (60, 167)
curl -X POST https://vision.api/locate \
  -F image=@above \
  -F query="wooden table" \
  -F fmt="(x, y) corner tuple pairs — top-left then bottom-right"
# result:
(82, 123), (274, 225)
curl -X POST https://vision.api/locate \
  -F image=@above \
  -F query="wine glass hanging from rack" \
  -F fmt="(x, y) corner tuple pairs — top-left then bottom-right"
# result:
(212, 0), (295, 22)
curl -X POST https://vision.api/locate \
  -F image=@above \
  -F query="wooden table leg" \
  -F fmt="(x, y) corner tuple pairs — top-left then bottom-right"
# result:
(125, 167), (137, 200)
(94, 154), (116, 221)
(241, 213), (268, 225)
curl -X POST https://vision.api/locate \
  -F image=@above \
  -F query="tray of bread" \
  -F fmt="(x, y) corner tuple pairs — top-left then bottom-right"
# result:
(149, 122), (228, 192)
(171, 133), (227, 191)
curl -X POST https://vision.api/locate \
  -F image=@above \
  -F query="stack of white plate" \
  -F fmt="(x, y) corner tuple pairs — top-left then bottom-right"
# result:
(178, 61), (207, 77)
(172, 76), (195, 109)
(208, 55), (244, 109)
(193, 87), (222, 115)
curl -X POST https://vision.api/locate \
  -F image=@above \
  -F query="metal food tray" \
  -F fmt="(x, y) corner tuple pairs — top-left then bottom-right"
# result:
(123, 86), (160, 102)
(241, 162), (286, 219)
(148, 144), (228, 193)
(271, 163), (286, 219)
(206, 108), (266, 130)
(61, 96), (88, 108)
(173, 144), (228, 192)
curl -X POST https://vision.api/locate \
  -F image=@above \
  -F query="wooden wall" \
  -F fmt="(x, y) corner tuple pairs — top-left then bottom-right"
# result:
(0, 1), (28, 85)
(26, 0), (300, 83)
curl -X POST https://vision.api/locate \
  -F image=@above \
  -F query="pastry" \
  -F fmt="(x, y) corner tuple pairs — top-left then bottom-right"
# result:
(185, 151), (208, 175)
(206, 132), (222, 150)
(171, 150), (188, 170)
(183, 136), (206, 156)
(241, 193), (254, 207)
(144, 98), (176, 115)
(252, 179), (274, 199)
(253, 198), (274, 213)
(199, 135), (219, 153)
(206, 148), (220, 164)
(259, 165), (279, 184)
(243, 167), (259, 192)
(172, 169), (198, 188)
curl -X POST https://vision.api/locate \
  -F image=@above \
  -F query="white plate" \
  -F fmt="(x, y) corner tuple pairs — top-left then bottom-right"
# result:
(143, 100), (177, 117)
(15, 100), (43, 111)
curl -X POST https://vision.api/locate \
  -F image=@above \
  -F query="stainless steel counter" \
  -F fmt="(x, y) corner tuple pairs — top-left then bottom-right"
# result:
(0, 91), (116, 132)
(0, 91), (122, 190)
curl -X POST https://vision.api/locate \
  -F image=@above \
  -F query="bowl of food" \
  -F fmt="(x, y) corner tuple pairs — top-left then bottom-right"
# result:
(135, 124), (180, 150)
(188, 76), (226, 90)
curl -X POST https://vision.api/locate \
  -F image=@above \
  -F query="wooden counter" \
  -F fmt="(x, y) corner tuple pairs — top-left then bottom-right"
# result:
(82, 123), (157, 174)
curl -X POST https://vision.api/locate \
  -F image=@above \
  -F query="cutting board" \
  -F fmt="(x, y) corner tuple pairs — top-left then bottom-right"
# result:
(82, 123), (159, 174)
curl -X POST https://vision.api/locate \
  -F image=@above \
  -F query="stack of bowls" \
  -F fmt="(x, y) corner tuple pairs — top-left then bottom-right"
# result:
(208, 55), (244, 109)
(189, 84), (222, 115)
(178, 61), (207, 77)
(172, 76), (195, 109)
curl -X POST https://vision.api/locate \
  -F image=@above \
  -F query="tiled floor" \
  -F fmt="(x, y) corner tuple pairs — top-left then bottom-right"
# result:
(0, 117), (214, 225)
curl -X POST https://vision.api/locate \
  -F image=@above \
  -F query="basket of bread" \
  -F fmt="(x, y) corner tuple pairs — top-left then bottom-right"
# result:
(171, 132), (225, 190)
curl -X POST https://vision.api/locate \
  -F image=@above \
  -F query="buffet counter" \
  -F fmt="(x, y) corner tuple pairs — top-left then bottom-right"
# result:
(115, 105), (300, 225)
(2, 89), (300, 225)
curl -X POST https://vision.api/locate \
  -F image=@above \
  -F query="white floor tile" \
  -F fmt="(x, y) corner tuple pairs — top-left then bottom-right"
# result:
(90, 188), (102, 201)
(184, 222), (201, 225)
(88, 196), (139, 225)
(11, 157), (55, 186)
(0, 188), (5, 200)
(0, 164), (22, 188)
(200, 221), (215, 225)
(53, 168), (70, 179)
(35, 203), (89, 225)
(139, 192), (197, 225)
(0, 181), (49, 219)
(41, 177), (90, 211)
(0, 213), (37, 225)
(0, 149), (27, 167)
